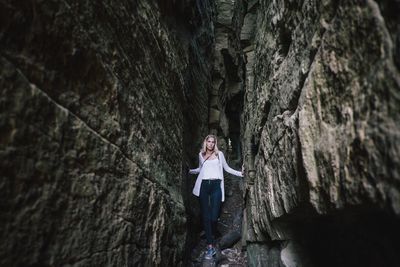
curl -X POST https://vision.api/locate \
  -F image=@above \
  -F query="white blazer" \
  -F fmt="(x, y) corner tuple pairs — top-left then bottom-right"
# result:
(189, 151), (243, 202)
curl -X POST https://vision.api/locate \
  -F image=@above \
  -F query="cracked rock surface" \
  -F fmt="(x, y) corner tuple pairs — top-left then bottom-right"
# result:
(0, 0), (213, 266)
(242, 0), (400, 266)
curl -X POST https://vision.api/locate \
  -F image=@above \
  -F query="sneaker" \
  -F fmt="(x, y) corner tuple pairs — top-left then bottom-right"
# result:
(204, 247), (216, 260)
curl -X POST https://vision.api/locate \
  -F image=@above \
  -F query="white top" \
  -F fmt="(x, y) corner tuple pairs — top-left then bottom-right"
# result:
(201, 158), (221, 180)
(189, 151), (243, 202)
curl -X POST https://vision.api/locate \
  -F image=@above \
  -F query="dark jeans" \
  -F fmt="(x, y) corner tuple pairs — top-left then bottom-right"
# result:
(199, 179), (222, 245)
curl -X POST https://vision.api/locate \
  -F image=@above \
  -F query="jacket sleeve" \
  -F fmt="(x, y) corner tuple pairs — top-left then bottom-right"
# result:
(189, 153), (201, 174)
(220, 152), (243, 177)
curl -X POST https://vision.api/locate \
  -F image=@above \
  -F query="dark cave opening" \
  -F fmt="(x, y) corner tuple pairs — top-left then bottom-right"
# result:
(279, 207), (400, 267)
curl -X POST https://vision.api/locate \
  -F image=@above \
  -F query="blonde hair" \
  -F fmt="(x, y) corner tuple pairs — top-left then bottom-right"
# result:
(200, 134), (219, 156)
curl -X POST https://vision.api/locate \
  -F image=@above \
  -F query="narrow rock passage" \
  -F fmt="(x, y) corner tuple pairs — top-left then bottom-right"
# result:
(2, 0), (400, 266)
(188, 154), (246, 267)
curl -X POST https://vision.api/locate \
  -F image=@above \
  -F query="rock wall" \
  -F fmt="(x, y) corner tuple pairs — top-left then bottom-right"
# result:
(2, 0), (400, 266)
(0, 0), (213, 266)
(242, 0), (400, 266)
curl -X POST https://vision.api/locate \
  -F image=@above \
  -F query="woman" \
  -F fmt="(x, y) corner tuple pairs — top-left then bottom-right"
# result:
(189, 134), (244, 260)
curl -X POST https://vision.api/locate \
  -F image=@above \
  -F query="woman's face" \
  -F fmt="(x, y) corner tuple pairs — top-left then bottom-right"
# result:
(206, 137), (216, 151)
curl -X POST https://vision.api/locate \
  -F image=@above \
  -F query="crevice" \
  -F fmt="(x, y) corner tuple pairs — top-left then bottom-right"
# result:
(278, 26), (291, 58)
(264, 129), (286, 162)
(295, 119), (311, 204)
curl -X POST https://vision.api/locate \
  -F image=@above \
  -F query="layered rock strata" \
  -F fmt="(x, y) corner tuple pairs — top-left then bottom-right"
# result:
(0, 1), (213, 266)
(242, 0), (400, 266)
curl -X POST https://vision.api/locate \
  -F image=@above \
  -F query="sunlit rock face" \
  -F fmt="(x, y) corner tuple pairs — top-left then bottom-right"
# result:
(0, 1), (213, 266)
(242, 0), (400, 266)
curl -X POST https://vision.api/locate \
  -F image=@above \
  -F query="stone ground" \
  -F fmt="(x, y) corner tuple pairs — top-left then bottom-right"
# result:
(188, 160), (247, 267)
